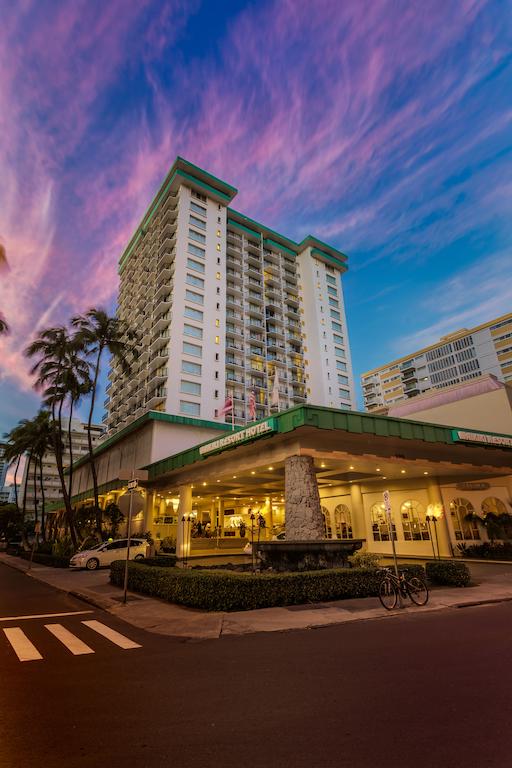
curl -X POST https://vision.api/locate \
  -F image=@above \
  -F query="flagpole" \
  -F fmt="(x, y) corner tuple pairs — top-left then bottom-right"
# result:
(231, 389), (235, 431)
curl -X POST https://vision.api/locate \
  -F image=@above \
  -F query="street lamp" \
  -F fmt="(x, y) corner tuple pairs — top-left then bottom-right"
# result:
(426, 503), (443, 559)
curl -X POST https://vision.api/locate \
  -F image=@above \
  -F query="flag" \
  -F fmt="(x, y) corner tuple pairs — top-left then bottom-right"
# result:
(271, 369), (280, 408)
(218, 396), (233, 416)
(248, 389), (256, 421)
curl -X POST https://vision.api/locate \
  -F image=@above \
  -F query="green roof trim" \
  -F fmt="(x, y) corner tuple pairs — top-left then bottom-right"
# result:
(301, 235), (348, 261)
(263, 238), (297, 257)
(227, 218), (261, 239)
(310, 248), (347, 270)
(228, 209), (299, 253)
(175, 156), (238, 196)
(71, 411), (233, 472)
(176, 169), (233, 202)
(143, 404), (512, 483)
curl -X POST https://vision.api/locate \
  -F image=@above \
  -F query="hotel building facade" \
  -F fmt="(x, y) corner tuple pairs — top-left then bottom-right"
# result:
(105, 158), (355, 435)
(361, 313), (512, 411)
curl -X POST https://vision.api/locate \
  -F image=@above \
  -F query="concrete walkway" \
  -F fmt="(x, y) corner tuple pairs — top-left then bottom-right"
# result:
(2, 553), (512, 641)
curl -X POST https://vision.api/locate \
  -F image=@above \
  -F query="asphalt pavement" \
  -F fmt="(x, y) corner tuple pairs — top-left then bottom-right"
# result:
(1, 562), (512, 768)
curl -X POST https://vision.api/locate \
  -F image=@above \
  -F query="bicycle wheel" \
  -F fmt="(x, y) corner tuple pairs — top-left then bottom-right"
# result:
(379, 578), (398, 610)
(406, 577), (429, 606)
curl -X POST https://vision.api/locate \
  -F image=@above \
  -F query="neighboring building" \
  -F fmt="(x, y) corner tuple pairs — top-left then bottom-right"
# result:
(0, 442), (8, 491)
(105, 157), (355, 437)
(20, 419), (104, 519)
(361, 312), (512, 411)
(381, 374), (512, 435)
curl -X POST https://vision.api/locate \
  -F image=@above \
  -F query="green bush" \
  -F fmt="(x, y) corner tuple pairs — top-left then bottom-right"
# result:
(142, 555), (177, 568)
(110, 561), (384, 611)
(459, 542), (512, 560)
(426, 561), (470, 587)
(19, 551), (70, 568)
(348, 551), (380, 569)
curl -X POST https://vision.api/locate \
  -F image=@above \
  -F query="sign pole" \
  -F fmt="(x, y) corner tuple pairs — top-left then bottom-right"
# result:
(383, 490), (403, 608)
(123, 476), (137, 604)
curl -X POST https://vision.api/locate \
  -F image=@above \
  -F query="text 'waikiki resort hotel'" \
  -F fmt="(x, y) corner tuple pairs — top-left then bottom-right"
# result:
(69, 158), (512, 560)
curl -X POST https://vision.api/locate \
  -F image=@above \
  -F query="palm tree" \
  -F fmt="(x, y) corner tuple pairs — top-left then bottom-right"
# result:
(72, 309), (138, 533)
(25, 327), (86, 547)
(0, 315), (8, 335)
(30, 410), (53, 540)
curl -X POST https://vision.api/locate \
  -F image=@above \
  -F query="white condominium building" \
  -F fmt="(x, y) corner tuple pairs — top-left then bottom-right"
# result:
(361, 313), (512, 411)
(21, 420), (104, 517)
(105, 157), (355, 434)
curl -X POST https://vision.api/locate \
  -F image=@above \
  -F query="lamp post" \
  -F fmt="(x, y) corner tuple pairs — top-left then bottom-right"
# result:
(425, 515), (436, 560)
(250, 512), (256, 574)
(426, 504), (443, 559)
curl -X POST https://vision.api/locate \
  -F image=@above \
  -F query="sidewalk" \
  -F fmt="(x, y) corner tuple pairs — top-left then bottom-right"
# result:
(2, 553), (512, 641)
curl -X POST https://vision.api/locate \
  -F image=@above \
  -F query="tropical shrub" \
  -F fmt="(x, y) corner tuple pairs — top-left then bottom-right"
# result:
(426, 561), (470, 587)
(348, 551), (380, 569)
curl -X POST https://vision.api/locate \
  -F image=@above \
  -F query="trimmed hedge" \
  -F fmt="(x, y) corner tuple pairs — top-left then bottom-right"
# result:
(426, 561), (470, 587)
(19, 551), (70, 568)
(111, 561), (387, 611)
(461, 542), (512, 560)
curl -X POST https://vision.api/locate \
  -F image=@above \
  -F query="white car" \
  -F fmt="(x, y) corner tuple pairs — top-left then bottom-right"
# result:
(69, 538), (147, 570)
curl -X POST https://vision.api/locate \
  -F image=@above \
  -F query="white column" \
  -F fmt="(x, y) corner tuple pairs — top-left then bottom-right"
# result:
(427, 478), (452, 557)
(350, 483), (365, 540)
(218, 498), (225, 535)
(176, 484), (193, 560)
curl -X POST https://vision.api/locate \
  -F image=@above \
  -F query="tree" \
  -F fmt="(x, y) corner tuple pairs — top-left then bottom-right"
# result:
(103, 502), (125, 538)
(464, 511), (512, 542)
(0, 504), (22, 540)
(0, 315), (8, 335)
(25, 327), (87, 548)
(72, 309), (138, 533)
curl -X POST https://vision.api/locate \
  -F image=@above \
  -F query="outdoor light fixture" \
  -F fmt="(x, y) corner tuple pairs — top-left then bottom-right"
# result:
(426, 503), (443, 558)
(251, 471), (255, 475)
(423, 471), (429, 475)
(268, 466), (273, 470)
(233, 475), (237, 479)
(321, 462), (326, 468)
(376, 468), (381, 472)
(401, 470), (406, 474)
(202, 482), (206, 486)
(349, 465), (354, 470)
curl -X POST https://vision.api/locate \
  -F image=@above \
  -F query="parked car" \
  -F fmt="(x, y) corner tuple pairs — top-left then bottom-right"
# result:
(69, 538), (147, 570)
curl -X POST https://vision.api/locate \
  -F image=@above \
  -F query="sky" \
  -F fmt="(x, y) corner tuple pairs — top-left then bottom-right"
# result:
(0, 0), (511, 439)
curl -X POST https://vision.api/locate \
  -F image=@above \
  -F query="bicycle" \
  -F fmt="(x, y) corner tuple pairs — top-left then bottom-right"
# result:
(377, 567), (429, 610)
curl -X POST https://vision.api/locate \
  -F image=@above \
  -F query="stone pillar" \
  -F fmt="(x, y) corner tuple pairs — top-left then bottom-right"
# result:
(176, 484), (192, 560)
(427, 478), (452, 557)
(350, 483), (365, 540)
(143, 491), (154, 532)
(265, 497), (273, 531)
(285, 455), (324, 540)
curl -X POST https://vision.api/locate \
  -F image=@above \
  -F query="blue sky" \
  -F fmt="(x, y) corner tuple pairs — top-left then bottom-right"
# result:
(0, 0), (511, 435)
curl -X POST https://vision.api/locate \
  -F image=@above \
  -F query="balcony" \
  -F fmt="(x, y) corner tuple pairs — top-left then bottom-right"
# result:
(148, 351), (169, 373)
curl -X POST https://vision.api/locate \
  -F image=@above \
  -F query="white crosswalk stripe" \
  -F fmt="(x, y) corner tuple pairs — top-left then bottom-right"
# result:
(81, 620), (142, 649)
(3, 627), (43, 662)
(45, 624), (94, 655)
(1, 620), (142, 662)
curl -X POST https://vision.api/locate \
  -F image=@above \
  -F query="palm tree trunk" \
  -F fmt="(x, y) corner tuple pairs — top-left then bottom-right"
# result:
(54, 396), (78, 548)
(87, 348), (102, 534)
(21, 452), (32, 549)
(12, 455), (21, 515)
(39, 457), (46, 541)
(67, 399), (75, 501)
(32, 459), (39, 542)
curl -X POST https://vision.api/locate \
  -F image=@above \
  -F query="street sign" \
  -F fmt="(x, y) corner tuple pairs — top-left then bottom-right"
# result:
(119, 469), (149, 481)
(127, 479), (138, 490)
(383, 490), (391, 518)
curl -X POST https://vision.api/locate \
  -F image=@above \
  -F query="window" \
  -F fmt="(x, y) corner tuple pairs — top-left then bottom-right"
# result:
(185, 289), (204, 305)
(181, 360), (201, 376)
(186, 273), (204, 289)
(216, 229), (221, 237)
(450, 498), (480, 540)
(191, 190), (206, 202)
(326, 274), (336, 285)
(334, 504), (353, 539)
(335, 347), (345, 358)
(184, 306), (203, 322)
(180, 380), (201, 396)
(216, 271), (221, 280)
(183, 324), (203, 340)
(330, 309), (341, 320)
(188, 243), (205, 259)
(339, 388), (350, 398)
(333, 334), (344, 345)
(336, 361), (346, 371)
(189, 229), (206, 244)
(328, 297), (339, 308)
(190, 201), (207, 216)
(337, 375), (349, 385)
(215, 336), (220, 344)
(216, 243), (221, 251)
(401, 500), (429, 541)
(481, 497), (507, 515)
(182, 342), (202, 358)
(371, 502), (397, 541)
(327, 286), (338, 297)
(180, 400), (200, 416)
(189, 214), (206, 230)
(331, 321), (342, 332)
(187, 258), (205, 273)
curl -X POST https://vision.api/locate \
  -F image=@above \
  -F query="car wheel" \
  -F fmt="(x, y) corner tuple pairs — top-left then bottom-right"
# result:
(85, 557), (99, 571)
(134, 554), (144, 561)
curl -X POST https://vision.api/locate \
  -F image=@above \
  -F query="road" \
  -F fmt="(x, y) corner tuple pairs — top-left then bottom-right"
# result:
(1, 561), (511, 768)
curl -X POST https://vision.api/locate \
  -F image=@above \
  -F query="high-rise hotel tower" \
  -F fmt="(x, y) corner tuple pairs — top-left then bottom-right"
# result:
(105, 158), (355, 435)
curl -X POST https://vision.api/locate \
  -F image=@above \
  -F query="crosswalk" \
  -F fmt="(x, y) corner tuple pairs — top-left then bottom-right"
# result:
(1, 617), (141, 662)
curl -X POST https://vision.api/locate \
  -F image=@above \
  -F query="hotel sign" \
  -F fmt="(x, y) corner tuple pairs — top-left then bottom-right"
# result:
(199, 418), (277, 457)
(452, 430), (512, 448)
